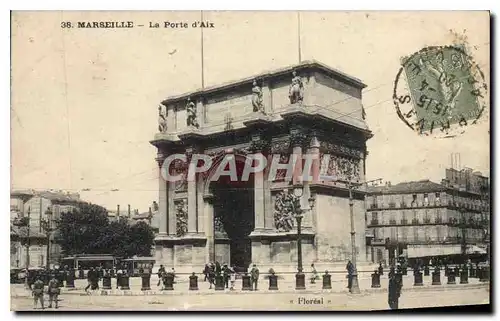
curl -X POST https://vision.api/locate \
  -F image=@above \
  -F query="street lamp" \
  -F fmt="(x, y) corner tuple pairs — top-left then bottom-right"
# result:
(292, 186), (313, 290)
(41, 207), (53, 270)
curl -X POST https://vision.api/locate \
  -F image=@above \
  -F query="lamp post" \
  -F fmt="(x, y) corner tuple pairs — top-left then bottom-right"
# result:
(347, 178), (382, 295)
(292, 186), (314, 290)
(40, 207), (54, 270)
(24, 207), (31, 289)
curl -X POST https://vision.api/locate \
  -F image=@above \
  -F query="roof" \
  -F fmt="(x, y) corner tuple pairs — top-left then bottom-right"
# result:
(367, 180), (448, 195)
(11, 190), (81, 203)
(161, 60), (367, 105)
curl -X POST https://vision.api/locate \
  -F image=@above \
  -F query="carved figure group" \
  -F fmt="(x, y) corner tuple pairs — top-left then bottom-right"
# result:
(175, 199), (188, 237)
(186, 97), (199, 128)
(289, 71), (304, 104)
(274, 190), (300, 232)
(158, 104), (167, 133)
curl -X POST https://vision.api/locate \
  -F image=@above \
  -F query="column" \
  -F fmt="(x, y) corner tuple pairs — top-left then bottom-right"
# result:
(157, 155), (168, 235)
(254, 161), (265, 231)
(310, 135), (321, 184)
(187, 160), (197, 234)
(252, 136), (266, 232)
(204, 196), (215, 262)
(167, 180), (176, 235)
(290, 128), (305, 186)
(197, 173), (205, 234)
(263, 159), (274, 230)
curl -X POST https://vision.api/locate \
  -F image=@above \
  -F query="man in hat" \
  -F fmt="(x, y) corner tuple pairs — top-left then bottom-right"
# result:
(388, 265), (402, 310)
(222, 263), (230, 289)
(346, 260), (354, 290)
(250, 264), (260, 291)
(47, 274), (60, 309)
(31, 275), (45, 310)
(157, 265), (165, 287)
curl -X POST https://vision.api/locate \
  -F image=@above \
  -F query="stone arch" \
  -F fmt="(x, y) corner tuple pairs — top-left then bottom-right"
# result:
(203, 149), (251, 195)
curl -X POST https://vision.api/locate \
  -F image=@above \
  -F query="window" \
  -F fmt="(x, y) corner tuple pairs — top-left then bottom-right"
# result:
(424, 193), (429, 206)
(411, 194), (417, 206)
(390, 227), (397, 240)
(371, 212), (379, 225)
(413, 227), (420, 242)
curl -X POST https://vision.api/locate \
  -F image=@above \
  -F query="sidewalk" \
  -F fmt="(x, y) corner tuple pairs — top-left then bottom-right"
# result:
(11, 273), (488, 297)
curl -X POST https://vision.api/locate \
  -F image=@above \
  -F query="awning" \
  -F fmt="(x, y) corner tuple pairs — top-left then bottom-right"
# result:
(407, 244), (462, 258)
(467, 245), (487, 254)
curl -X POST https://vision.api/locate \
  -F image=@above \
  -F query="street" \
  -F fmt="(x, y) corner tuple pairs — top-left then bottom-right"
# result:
(11, 284), (489, 311)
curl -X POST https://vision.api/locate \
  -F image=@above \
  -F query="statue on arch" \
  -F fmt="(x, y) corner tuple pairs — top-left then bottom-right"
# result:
(186, 97), (199, 128)
(251, 79), (264, 113)
(158, 104), (167, 133)
(289, 70), (304, 104)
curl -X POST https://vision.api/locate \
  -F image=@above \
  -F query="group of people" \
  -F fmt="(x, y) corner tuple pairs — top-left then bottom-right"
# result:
(201, 262), (260, 291)
(30, 274), (61, 309)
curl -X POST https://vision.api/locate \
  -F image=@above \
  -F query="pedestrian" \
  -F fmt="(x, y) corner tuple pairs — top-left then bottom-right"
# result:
(346, 260), (354, 290)
(208, 263), (215, 289)
(229, 267), (236, 291)
(310, 264), (318, 284)
(171, 268), (176, 284)
(223, 263), (230, 288)
(203, 264), (210, 282)
(378, 262), (384, 275)
(31, 276), (45, 310)
(84, 268), (93, 293)
(116, 268), (123, 289)
(388, 267), (402, 310)
(47, 274), (60, 309)
(157, 265), (165, 287)
(250, 264), (259, 291)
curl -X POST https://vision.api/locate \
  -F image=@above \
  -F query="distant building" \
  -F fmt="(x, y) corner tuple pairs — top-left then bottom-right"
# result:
(10, 190), (86, 269)
(366, 168), (490, 266)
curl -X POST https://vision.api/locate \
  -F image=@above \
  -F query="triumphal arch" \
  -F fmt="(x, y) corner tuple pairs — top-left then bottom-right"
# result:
(151, 61), (372, 273)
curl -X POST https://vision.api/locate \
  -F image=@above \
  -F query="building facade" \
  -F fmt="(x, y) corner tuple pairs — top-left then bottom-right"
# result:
(10, 190), (84, 268)
(366, 169), (490, 266)
(151, 60), (373, 273)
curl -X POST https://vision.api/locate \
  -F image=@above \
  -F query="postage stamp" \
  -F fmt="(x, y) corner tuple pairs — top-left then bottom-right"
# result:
(393, 45), (488, 136)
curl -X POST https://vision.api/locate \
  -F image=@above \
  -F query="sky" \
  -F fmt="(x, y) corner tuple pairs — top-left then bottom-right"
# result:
(11, 11), (490, 212)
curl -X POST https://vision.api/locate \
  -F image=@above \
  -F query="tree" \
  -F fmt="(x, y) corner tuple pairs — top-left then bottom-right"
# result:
(57, 202), (109, 255)
(57, 203), (155, 258)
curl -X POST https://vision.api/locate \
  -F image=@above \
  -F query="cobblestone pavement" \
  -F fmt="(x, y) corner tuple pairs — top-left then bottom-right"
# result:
(11, 283), (489, 311)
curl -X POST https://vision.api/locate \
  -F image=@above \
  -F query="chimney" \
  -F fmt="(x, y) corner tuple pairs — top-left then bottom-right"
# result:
(149, 207), (152, 215)
(117, 205), (120, 218)
(128, 204), (131, 218)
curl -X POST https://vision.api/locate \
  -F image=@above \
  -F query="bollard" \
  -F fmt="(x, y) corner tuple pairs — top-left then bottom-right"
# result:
(424, 265), (430, 276)
(242, 273), (252, 291)
(432, 268), (441, 285)
(460, 267), (469, 284)
(322, 271), (332, 290)
(268, 272), (278, 290)
(65, 269), (75, 288)
(413, 268), (423, 286)
(215, 275), (225, 290)
(121, 274), (130, 290)
(479, 266), (490, 282)
(141, 273), (151, 291)
(189, 272), (199, 291)
(447, 271), (456, 285)
(102, 274), (112, 290)
(371, 270), (381, 288)
(164, 273), (174, 290)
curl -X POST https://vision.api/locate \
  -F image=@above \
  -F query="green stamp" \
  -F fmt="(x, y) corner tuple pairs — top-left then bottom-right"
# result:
(393, 46), (487, 136)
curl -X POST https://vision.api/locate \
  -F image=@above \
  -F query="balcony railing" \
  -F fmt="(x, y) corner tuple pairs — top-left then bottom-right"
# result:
(423, 217), (431, 224)
(370, 204), (378, 209)
(435, 217), (443, 224)
(370, 219), (379, 226)
(389, 219), (397, 225)
(401, 219), (409, 225)
(411, 218), (420, 225)
(388, 202), (396, 208)
(400, 202), (407, 208)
